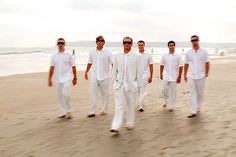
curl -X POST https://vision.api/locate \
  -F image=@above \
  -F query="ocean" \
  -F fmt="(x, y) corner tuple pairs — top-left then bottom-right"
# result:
(0, 46), (234, 77)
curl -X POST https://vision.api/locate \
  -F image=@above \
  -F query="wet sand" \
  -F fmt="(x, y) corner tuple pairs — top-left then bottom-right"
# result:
(0, 60), (236, 157)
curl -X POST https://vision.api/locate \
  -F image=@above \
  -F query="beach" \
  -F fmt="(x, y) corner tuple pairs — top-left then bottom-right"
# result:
(1, 59), (236, 157)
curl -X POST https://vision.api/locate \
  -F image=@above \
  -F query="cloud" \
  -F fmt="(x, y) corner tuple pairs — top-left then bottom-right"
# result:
(0, 0), (46, 15)
(0, 0), (235, 47)
(67, 0), (149, 13)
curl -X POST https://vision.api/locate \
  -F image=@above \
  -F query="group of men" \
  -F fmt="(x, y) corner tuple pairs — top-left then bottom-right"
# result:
(48, 35), (210, 133)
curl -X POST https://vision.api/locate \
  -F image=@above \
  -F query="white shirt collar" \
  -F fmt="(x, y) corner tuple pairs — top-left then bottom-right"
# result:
(168, 52), (176, 55)
(57, 50), (66, 54)
(191, 47), (202, 52)
(123, 51), (131, 56)
(96, 48), (104, 52)
(139, 50), (146, 54)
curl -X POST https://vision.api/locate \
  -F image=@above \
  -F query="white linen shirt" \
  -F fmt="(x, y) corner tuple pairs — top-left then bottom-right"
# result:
(160, 52), (183, 82)
(184, 48), (209, 79)
(50, 51), (76, 83)
(88, 48), (113, 81)
(139, 51), (154, 79)
(122, 52), (131, 92)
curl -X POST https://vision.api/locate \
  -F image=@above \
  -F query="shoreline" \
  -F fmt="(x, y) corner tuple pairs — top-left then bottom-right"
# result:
(1, 56), (236, 78)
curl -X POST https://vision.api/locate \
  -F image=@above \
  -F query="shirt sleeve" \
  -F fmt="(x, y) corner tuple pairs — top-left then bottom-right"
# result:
(109, 52), (114, 64)
(70, 54), (76, 67)
(149, 54), (154, 65)
(160, 55), (164, 66)
(184, 52), (189, 64)
(205, 51), (210, 63)
(50, 55), (55, 66)
(88, 51), (93, 64)
(179, 55), (184, 67)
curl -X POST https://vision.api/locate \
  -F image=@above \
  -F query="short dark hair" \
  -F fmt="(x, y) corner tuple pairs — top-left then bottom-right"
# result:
(191, 35), (199, 40)
(57, 38), (65, 42)
(138, 40), (145, 45)
(167, 40), (175, 46)
(123, 36), (133, 45)
(96, 35), (105, 42)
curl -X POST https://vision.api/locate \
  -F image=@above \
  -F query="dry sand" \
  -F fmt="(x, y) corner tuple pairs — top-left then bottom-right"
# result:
(0, 59), (236, 157)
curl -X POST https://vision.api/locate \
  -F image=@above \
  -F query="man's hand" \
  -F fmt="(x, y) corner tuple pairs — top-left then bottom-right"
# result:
(48, 66), (54, 87)
(184, 76), (188, 82)
(176, 77), (181, 84)
(84, 73), (88, 80)
(205, 73), (208, 77)
(148, 77), (153, 84)
(72, 78), (77, 86)
(160, 75), (163, 80)
(48, 79), (53, 87)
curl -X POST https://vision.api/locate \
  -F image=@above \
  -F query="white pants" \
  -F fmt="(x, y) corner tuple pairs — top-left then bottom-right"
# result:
(139, 77), (149, 108)
(188, 77), (206, 114)
(111, 84), (137, 130)
(162, 80), (177, 107)
(90, 78), (109, 114)
(55, 81), (72, 115)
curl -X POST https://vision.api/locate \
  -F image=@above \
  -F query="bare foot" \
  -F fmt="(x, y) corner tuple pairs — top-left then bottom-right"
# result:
(168, 108), (174, 112)
(100, 112), (107, 115)
(126, 126), (134, 130)
(110, 129), (119, 133)
(197, 108), (201, 113)
(66, 112), (72, 119)
(58, 114), (66, 118)
(187, 113), (197, 118)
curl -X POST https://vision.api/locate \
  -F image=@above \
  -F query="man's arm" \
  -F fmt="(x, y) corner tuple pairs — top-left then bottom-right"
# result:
(112, 56), (117, 83)
(137, 55), (143, 88)
(48, 66), (54, 87)
(109, 52), (114, 68)
(177, 66), (183, 84)
(84, 63), (92, 80)
(72, 66), (77, 86)
(84, 51), (93, 80)
(184, 64), (189, 82)
(205, 62), (210, 77)
(160, 65), (164, 80)
(148, 64), (153, 83)
(159, 55), (164, 80)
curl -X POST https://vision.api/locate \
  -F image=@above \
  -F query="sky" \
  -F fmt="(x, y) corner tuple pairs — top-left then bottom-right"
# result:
(0, 0), (235, 47)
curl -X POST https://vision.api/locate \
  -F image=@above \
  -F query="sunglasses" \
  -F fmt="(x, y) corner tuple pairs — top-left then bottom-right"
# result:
(97, 39), (105, 42)
(57, 42), (65, 45)
(191, 39), (199, 42)
(123, 41), (132, 45)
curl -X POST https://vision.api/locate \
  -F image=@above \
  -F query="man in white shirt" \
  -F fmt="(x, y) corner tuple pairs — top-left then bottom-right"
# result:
(184, 35), (210, 118)
(160, 41), (183, 111)
(110, 37), (143, 133)
(137, 40), (153, 112)
(84, 35), (113, 118)
(48, 38), (77, 119)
